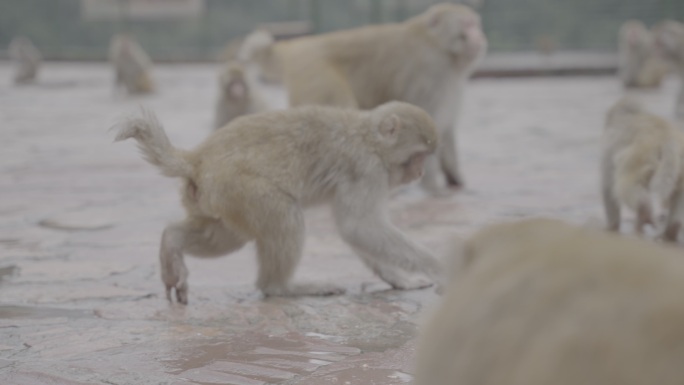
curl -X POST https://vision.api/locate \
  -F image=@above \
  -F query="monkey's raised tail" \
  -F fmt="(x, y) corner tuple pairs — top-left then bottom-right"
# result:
(112, 108), (194, 178)
(651, 140), (682, 205)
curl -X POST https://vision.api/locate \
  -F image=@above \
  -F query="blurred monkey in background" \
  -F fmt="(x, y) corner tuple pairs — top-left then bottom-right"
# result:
(8, 36), (42, 84)
(214, 62), (268, 129)
(109, 34), (155, 95)
(242, 3), (488, 194)
(601, 97), (684, 241)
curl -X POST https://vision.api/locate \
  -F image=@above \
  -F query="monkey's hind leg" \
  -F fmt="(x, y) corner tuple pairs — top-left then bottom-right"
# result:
(662, 189), (684, 242)
(160, 217), (248, 304)
(254, 202), (345, 297)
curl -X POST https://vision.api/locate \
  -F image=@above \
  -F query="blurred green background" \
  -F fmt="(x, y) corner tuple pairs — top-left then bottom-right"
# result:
(0, 0), (682, 61)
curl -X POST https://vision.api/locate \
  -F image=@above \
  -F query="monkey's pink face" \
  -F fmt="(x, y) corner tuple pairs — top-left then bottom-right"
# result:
(430, 11), (488, 60)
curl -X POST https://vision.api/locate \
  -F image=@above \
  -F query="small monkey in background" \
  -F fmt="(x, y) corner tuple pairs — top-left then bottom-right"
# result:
(415, 218), (684, 385)
(8, 36), (42, 84)
(244, 3), (487, 194)
(108, 34), (155, 95)
(653, 20), (684, 119)
(618, 20), (669, 89)
(114, 102), (442, 304)
(601, 97), (684, 240)
(214, 62), (268, 129)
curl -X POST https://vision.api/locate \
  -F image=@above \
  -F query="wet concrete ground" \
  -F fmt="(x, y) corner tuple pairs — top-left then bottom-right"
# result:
(0, 62), (681, 384)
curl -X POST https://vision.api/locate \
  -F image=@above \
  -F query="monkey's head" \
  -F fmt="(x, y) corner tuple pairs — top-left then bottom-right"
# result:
(370, 102), (438, 187)
(653, 20), (684, 65)
(421, 3), (487, 62)
(219, 63), (249, 100)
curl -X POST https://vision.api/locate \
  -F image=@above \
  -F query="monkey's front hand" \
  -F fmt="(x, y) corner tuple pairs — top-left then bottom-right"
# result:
(378, 268), (434, 291)
(160, 248), (189, 305)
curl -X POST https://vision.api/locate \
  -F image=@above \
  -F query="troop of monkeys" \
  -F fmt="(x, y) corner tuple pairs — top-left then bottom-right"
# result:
(11, 5), (684, 384)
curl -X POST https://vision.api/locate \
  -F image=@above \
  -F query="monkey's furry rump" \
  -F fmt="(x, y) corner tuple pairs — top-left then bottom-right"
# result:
(112, 108), (193, 178)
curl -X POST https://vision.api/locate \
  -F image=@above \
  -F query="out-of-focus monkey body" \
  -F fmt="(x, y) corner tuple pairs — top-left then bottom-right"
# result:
(415, 218), (684, 385)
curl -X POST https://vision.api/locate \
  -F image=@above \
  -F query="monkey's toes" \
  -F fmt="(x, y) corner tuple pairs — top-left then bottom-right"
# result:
(390, 275), (434, 291)
(165, 284), (188, 305)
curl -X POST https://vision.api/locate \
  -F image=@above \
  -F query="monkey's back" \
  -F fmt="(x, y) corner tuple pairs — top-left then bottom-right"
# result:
(189, 107), (373, 205)
(417, 219), (684, 385)
(276, 22), (453, 109)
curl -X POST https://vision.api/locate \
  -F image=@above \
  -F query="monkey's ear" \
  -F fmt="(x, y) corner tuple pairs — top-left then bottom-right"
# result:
(378, 114), (401, 142)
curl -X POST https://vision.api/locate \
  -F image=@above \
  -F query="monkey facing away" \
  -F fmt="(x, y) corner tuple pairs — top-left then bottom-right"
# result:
(653, 20), (684, 119)
(8, 36), (42, 84)
(245, 3), (488, 193)
(415, 218), (684, 385)
(114, 102), (442, 304)
(214, 62), (268, 130)
(618, 20), (669, 89)
(601, 97), (684, 240)
(108, 34), (155, 95)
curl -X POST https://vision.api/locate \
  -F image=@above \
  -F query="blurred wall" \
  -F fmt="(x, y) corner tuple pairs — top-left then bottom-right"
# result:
(0, 0), (681, 61)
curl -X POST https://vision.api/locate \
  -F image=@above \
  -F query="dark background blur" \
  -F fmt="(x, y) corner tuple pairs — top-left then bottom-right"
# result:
(0, 0), (681, 61)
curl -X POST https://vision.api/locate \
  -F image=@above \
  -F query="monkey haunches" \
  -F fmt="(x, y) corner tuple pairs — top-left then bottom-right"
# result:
(114, 102), (442, 304)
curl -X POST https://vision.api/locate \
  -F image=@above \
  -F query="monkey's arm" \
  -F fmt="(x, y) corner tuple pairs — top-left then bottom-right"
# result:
(332, 178), (443, 287)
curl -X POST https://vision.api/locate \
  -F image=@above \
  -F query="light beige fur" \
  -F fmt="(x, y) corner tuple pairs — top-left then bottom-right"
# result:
(601, 97), (684, 240)
(213, 62), (268, 130)
(237, 29), (282, 84)
(108, 34), (155, 95)
(415, 218), (684, 385)
(246, 3), (487, 193)
(618, 20), (670, 89)
(113, 102), (442, 304)
(654, 20), (684, 119)
(8, 36), (42, 84)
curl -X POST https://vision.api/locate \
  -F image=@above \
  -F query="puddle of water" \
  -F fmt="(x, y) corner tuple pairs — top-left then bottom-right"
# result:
(0, 305), (92, 319)
(167, 332), (361, 385)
